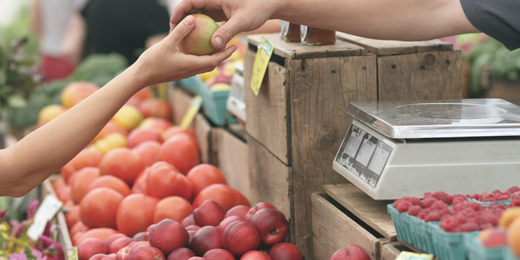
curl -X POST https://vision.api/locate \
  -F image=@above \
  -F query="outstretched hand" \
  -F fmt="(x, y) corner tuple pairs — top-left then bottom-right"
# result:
(136, 15), (237, 87)
(169, 0), (279, 51)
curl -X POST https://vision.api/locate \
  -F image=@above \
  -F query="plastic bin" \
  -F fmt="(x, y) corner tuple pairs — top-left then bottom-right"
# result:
(430, 223), (480, 260)
(464, 232), (506, 260)
(387, 204), (414, 245)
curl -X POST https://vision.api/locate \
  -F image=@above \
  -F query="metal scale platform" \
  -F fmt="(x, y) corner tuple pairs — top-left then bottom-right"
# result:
(332, 98), (520, 200)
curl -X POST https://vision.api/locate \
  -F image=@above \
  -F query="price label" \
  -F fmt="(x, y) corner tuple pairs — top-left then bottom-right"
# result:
(396, 252), (433, 260)
(180, 95), (202, 129)
(68, 247), (78, 260)
(250, 35), (274, 96)
(27, 195), (63, 241)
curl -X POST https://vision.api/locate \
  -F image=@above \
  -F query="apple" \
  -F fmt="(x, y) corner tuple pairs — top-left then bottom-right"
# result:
(61, 81), (100, 109)
(166, 247), (196, 260)
(113, 104), (144, 131)
(268, 242), (302, 260)
(190, 226), (223, 256)
(149, 219), (190, 255)
(225, 205), (250, 219)
(330, 245), (370, 260)
(128, 245), (165, 260)
(222, 221), (261, 257)
(245, 202), (276, 221)
(240, 250), (272, 260)
(178, 14), (219, 56)
(78, 238), (108, 260)
(250, 208), (289, 246)
(203, 248), (235, 260)
(193, 199), (226, 227)
(37, 104), (66, 127)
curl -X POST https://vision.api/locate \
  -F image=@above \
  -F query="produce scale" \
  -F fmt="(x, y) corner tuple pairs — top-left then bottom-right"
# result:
(333, 98), (520, 200)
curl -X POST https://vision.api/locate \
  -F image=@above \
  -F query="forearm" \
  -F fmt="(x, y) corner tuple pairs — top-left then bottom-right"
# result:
(0, 65), (145, 197)
(274, 0), (478, 41)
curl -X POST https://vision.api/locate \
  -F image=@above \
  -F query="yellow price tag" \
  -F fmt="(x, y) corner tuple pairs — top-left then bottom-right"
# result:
(396, 251), (434, 260)
(250, 35), (274, 96)
(180, 95), (203, 129)
(68, 247), (78, 260)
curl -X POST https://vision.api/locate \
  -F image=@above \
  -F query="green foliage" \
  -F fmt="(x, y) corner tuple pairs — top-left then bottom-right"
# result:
(70, 53), (128, 86)
(465, 38), (520, 96)
(0, 2), (39, 59)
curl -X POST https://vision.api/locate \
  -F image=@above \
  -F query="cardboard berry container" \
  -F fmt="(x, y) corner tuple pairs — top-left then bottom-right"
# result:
(467, 198), (512, 207)
(464, 232), (506, 260)
(430, 223), (480, 260)
(387, 205), (414, 245)
(505, 248), (520, 260)
(409, 216), (436, 254)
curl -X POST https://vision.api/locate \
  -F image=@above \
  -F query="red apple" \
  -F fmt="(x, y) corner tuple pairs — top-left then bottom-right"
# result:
(78, 238), (108, 260)
(225, 205), (251, 219)
(250, 208), (289, 246)
(330, 245), (370, 260)
(222, 221), (261, 257)
(190, 226), (223, 256)
(128, 245), (165, 260)
(149, 219), (189, 255)
(245, 202), (276, 222)
(268, 242), (302, 260)
(166, 247), (196, 260)
(193, 199), (225, 227)
(203, 248), (235, 260)
(240, 250), (272, 260)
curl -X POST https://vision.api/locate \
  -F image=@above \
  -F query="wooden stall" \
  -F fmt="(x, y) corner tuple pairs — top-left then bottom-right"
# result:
(244, 33), (462, 258)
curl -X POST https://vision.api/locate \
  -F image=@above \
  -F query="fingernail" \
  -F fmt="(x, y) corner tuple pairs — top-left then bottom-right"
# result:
(183, 16), (194, 26)
(214, 36), (223, 48)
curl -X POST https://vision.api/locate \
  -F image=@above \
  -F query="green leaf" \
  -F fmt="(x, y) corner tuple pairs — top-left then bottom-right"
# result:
(7, 93), (27, 109)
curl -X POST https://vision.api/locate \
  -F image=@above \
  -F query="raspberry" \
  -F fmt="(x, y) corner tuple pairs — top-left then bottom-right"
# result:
(440, 216), (458, 231)
(424, 210), (441, 222)
(422, 197), (438, 208)
(408, 197), (423, 207)
(468, 194), (481, 201)
(455, 213), (466, 225)
(395, 201), (412, 213)
(480, 223), (493, 230)
(497, 195), (510, 201)
(492, 189), (503, 194)
(431, 200), (448, 211)
(452, 197), (466, 206)
(417, 211), (427, 220)
(407, 205), (422, 216)
(423, 192), (432, 198)
(458, 222), (480, 232)
(466, 202), (481, 211)
(508, 186), (520, 193)
(509, 200), (520, 208)
(432, 191), (450, 204)
(452, 203), (465, 212)
(479, 210), (499, 226)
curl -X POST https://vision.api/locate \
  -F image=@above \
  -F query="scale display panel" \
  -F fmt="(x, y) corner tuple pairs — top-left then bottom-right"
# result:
(333, 98), (520, 200)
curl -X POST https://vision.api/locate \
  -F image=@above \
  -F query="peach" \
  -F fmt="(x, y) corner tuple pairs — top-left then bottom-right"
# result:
(250, 208), (289, 246)
(224, 205), (250, 219)
(182, 214), (196, 227)
(128, 245), (165, 260)
(203, 248), (235, 260)
(330, 245), (370, 260)
(108, 237), (134, 254)
(178, 14), (219, 56)
(222, 221), (261, 257)
(149, 219), (189, 255)
(78, 237), (108, 260)
(105, 233), (128, 247)
(166, 247), (196, 260)
(245, 202), (276, 222)
(193, 199), (225, 227)
(268, 242), (302, 260)
(133, 232), (146, 242)
(190, 226), (223, 256)
(240, 250), (272, 260)
(218, 215), (247, 233)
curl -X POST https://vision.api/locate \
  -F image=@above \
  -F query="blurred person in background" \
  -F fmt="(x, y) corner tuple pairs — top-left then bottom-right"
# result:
(30, 0), (87, 81)
(62, 0), (170, 66)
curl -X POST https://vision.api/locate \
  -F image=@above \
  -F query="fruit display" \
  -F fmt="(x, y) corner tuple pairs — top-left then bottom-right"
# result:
(75, 201), (302, 260)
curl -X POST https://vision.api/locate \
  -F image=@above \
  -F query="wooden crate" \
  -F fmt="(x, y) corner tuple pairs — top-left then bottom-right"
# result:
(212, 125), (250, 201)
(244, 33), (462, 258)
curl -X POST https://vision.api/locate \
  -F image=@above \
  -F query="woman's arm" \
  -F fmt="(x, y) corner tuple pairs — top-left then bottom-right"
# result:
(0, 15), (237, 197)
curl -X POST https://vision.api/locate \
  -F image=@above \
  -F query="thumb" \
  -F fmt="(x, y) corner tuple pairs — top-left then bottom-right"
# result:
(211, 16), (247, 50)
(168, 15), (195, 46)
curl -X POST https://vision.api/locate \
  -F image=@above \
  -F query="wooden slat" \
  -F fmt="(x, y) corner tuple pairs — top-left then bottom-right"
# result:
(57, 211), (74, 258)
(244, 49), (291, 164)
(312, 193), (388, 260)
(381, 242), (408, 260)
(246, 134), (293, 241)
(193, 113), (213, 164)
(323, 183), (397, 240)
(215, 128), (250, 201)
(288, 54), (378, 258)
(336, 32), (453, 56)
(377, 51), (463, 101)
(247, 34), (366, 60)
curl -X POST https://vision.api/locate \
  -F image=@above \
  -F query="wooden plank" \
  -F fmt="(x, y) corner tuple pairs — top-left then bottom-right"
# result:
(215, 128), (250, 201)
(336, 32), (453, 56)
(323, 183), (397, 240)
(168, 86), (194, 127)
(244, 49), (291, 164)
(193, 113), (213, 164)
(381, 242), (409, 260)
(246, 134), (293, 241)
(247, 34), (366, 60)
(312, 192), (388, 260)
(288, 54), (378, 258)
(377, 51), (463, 101)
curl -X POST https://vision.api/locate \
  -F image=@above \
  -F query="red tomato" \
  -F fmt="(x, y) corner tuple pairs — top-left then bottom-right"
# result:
(146, 162), (193, 200)
(116, 194), (159, 237)
(153, 196), (193, 223)
(87, 175), (131, 197)
(66, 205), (81, 229)
(192, 184), (250, 212)
(186, 164), (228, 198)
(158, 134), (200, 175)
(80, 188), (124, 229)
(70, 167), (100, 204)
(99, 148), (145, 186)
